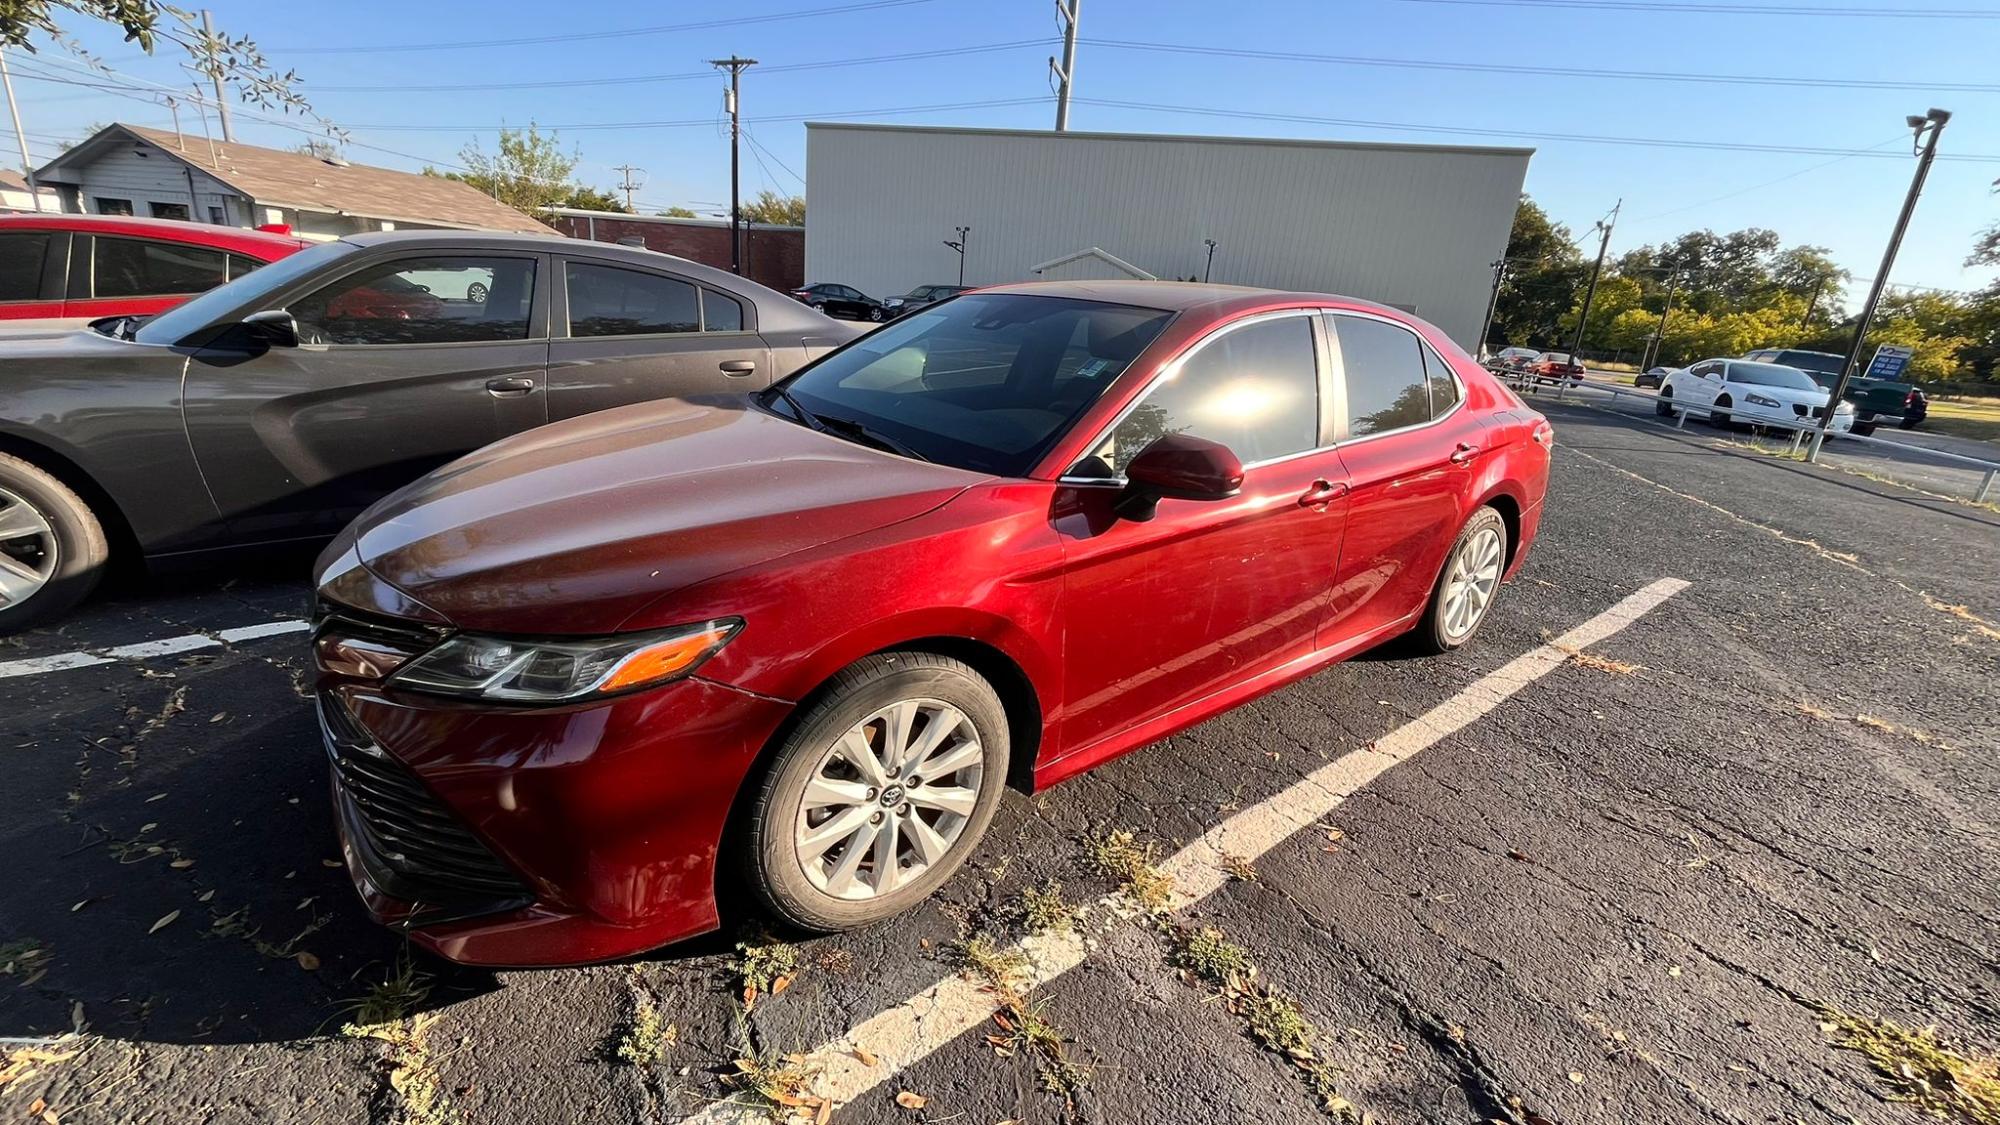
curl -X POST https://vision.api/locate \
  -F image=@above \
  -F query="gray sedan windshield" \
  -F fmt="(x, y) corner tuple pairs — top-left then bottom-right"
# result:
(135, 240), (356, 346)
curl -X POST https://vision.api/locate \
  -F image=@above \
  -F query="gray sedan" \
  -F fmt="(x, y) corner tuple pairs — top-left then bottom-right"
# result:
(0, 230), (859, 631)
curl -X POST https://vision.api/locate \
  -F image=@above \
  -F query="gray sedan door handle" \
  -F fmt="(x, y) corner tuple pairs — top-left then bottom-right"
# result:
(719, 360), (757, 377)
(485, 375), (536, 397)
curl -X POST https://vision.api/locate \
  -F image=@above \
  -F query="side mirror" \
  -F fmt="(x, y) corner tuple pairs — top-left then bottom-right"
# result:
(241, 309), (299, 349)
(1114, 433), (1244, 522)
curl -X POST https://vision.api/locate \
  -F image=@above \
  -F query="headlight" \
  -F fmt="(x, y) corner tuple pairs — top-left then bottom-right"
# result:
(391, 619), (742, 703)
(1745, 394), (1781, 408)
(1835, 400), (1855, 415)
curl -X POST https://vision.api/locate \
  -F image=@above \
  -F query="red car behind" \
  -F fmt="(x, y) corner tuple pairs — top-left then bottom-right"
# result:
(0, 214), (308, 328)
(313, 282), (1552, 966)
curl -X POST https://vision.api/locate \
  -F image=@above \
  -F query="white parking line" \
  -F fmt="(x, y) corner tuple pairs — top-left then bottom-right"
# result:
(0, 619), (310, 680)
(688, 577), (1691, 1122)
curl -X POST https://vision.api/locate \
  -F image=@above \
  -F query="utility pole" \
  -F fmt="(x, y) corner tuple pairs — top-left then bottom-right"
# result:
(1643, 271), (1679, 372)
(944, 226), (970, 285)
(1051, 0), (1080, 131)
(1203, 238), (1218, 283)
(200, 10), (233, 143)
(612, 164), (645, 212)
(1567, 199), (1620, 366)
(1477, 257), (1508, 357)
(1797, 273), (1827, 339)
(707, 56), (757, 274)
(1808, 108), (1949, 463)
(0, 48), (41, 212)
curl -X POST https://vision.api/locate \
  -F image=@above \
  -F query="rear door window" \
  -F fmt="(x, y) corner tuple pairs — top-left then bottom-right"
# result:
(565, 262), (699, 336)
(1331, 314), (1433, 437)
(92, 236), (227, 298)
(0, 231), (51, 301)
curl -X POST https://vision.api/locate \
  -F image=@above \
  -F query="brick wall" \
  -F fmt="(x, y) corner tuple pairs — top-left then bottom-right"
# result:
(551, 215), (804, 291)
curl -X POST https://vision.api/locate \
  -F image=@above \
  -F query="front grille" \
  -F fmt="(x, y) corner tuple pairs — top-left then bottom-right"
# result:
(1792, 404), (1828, 419)
(320, 693), (529, 917)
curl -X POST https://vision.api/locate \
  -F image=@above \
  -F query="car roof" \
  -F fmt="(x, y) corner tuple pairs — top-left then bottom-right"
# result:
(0, 213), (309, 253)
(970, 279), (1434, 329)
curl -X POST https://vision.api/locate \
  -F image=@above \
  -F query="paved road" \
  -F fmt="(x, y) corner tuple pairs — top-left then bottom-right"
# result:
(3, 401), (1996, 1125)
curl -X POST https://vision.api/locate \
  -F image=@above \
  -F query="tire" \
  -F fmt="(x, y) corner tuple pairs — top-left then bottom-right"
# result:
(0, 453), (109, 634)
(1852, 420), (1878, 437)
(1655, 387), (1674, 417)
(465, 282), (489, 304)
(867, 306), (885, 322)
(1407, 506), (1509, 656)
(1898, 414), (1922, 431)
(745, 652), (1009, 932)
(1709, 395), (1735, 429)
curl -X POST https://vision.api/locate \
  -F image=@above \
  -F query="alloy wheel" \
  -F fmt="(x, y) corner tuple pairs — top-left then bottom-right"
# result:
(1440, 526), (1503, 641)
(0, 484), (57, 610)
(793, 698), (984, 900)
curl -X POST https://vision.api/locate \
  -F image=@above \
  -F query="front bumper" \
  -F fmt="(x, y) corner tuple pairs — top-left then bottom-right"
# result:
(316, 610), (792, 967)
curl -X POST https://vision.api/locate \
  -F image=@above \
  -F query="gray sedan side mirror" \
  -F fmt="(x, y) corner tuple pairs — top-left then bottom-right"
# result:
(241, 309), (299, 349)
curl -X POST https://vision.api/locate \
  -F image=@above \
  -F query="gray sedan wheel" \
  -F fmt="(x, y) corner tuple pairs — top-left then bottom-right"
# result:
(0, 454), (109, 634)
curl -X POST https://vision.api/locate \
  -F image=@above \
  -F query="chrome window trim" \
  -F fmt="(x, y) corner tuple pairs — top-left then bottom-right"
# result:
(1056, 307), (1326, 485)
(1321, 311), (1466, 449)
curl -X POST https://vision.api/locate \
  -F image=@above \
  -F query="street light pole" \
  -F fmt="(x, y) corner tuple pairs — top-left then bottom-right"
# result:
(1807, 108), (1949, 463)
(1477, 257), (1507, 357)
(1051, 0), (1081, 131)
(1568, 200), (1620, 366)
(0, 48), (41, 212)
(944, 226), (969, 285)
(1642, 271), (1679, 372)
(1203, 238), (1217, 283)
(707, 56), (757, 274)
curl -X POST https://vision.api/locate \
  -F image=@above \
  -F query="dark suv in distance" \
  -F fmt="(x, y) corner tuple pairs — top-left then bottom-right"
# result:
(789, 282), (886, 321)
(0, 230), (856, 632)
(1741, 348), (1927, 434)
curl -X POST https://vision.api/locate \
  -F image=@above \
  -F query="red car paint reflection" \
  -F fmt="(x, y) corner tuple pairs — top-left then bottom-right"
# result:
(313, 282), (1552, 967)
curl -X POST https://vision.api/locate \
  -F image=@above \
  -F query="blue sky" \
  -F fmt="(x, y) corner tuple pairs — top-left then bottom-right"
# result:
(11, 0), (2000, 302)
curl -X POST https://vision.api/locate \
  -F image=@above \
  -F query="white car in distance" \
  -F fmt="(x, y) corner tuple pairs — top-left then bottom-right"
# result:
(1656, 358), (1854, 436)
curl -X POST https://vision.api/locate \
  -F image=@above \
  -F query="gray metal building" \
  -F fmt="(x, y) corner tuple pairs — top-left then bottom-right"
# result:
(804, 123), (1531, 347)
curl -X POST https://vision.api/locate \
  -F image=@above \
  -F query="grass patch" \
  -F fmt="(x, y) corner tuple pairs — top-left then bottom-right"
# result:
(1820, 1006), (2000, 1124)
(1020, 881), (1076, 935)
(956, 932), (1089, 1108)
(1089, 829), (1175, 912)
(731, 932), (801, 1010)
(340, 955), (460, 1125)
(723, 1049), (825, 1123)
(1173, 926), (1257, 990)
(1569, 650), (1642, 676)
(956, 934), (1029, 991)
(1924, 398), (2000, 445)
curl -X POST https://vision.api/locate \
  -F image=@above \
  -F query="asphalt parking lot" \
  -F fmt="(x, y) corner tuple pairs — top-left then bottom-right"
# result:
(4, 401), (1997, 1124)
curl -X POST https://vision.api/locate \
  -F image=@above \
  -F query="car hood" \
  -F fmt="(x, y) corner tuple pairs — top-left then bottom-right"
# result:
(334, 396), (987, 635)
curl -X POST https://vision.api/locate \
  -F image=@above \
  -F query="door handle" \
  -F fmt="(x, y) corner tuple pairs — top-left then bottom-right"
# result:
(1448, 442), (1482, 465)
(485, 375), (536, 397)
(1297, 479), (1350, 509)
(719, 360), (757, 377)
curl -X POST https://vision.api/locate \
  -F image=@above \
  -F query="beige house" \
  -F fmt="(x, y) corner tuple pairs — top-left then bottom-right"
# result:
(32, 124), (551, 239)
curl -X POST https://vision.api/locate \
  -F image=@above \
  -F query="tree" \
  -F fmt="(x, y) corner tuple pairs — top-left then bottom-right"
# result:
(1971, 174), (1999, 268)
(425, 124), (629, 217)
(740, 190), (804, 226)
(657, 206), (698, 218)
(294, 137), (340, 160)
(1488, 194), (1587, 349)
(1, 0), (339, 140)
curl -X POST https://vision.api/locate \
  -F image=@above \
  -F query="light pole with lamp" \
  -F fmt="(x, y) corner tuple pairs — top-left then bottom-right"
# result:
(1202, 238), (1217, 283)
(943, 226), (970, 285)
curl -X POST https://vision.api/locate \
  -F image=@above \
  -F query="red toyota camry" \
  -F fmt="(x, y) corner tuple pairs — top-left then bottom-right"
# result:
(312, 282), (1552, 966)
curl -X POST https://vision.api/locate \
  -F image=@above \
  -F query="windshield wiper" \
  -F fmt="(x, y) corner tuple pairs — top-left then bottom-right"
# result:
(766, 385), (826, 432)
(812, 413), (930, 462)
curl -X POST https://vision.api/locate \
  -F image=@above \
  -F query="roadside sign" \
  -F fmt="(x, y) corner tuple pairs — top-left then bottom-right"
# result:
(1866, 344), (1914, 381)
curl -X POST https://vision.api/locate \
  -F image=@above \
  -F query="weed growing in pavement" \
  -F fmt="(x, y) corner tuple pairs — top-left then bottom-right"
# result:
(1819, 1006), (2000, 1124)
(1172, 926), (1256, 990)
(955, 933), (1089, 1110)
(1220, 851), (1260, 882)
(1020, 881), (1077, 935)
(0, 938), (51, 986)
(1088, 829), (1175, 911)
(615, 972), (676, 1067)
(339, 953), (461, 1125)
(731, 931), (801, 1010)
(1164, 921), (1356, 1121)
(722, 1043), (825, 1124)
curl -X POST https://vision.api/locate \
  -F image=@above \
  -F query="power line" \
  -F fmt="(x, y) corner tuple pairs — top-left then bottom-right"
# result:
(1070, 97), (2000, 163)
(743, 127), (805, 188)
(309, 40), (1053, 94)
(1086, 38), (2000, 93)
(330, 97), (1054, 133)
(1384, 0), (2000, 17)
(275, 0), (941, 54)
(1625, 136), (1910, 224)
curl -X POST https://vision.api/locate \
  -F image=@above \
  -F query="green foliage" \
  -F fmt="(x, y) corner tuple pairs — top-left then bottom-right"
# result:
(1487, 195), (1586, 350)
(739, 190), (805, 226)
(425, 124), (629, 219)
(657, 206), (699, 218)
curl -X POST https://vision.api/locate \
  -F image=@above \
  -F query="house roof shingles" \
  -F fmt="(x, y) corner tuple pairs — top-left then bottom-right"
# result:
(101, 126), (551, 235)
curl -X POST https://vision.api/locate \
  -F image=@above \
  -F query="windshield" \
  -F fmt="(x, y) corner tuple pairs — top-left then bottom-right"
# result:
(1728, 361), (1821, 390)
(1773, 350), (1844, 377)
(136, 240), (355, 345)
(775, 292), (1174, 476)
